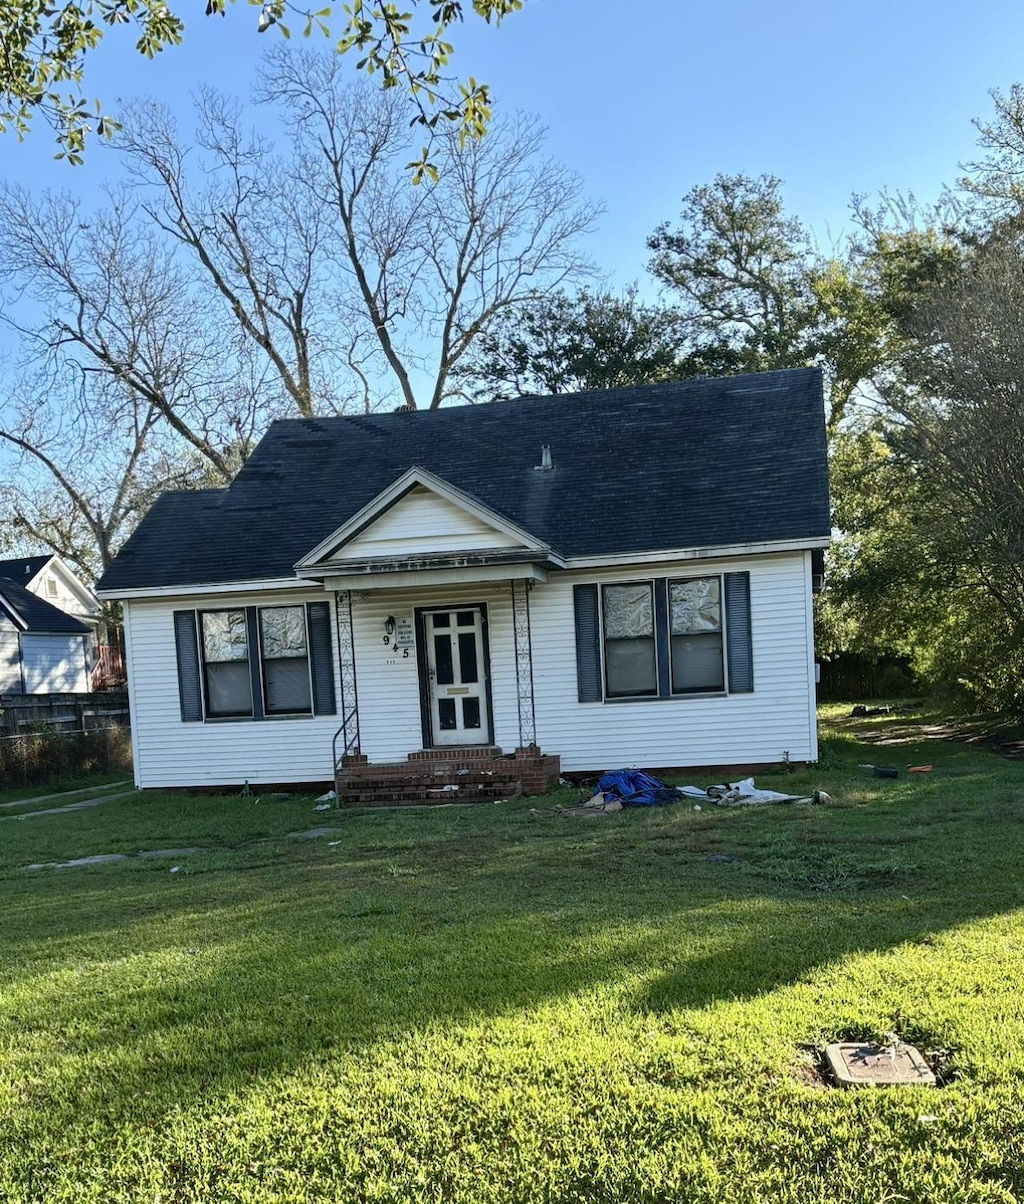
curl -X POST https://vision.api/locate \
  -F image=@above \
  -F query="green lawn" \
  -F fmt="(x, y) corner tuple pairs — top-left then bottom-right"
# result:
(2, 708), (1023, 1202)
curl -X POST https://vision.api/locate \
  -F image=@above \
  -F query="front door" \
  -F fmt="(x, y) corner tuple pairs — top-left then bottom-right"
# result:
(422, 606), (491, 746)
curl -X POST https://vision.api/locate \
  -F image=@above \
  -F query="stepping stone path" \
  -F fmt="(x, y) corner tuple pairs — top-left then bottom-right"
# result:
(14, 783), (349, 873)
(27, 847), (209, 871)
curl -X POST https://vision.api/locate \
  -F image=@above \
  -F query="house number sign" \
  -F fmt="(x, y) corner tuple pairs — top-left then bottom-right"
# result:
(383, 614), (415, 665)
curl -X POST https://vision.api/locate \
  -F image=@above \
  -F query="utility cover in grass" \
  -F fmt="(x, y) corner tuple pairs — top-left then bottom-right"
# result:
(826, 1042), (937, 1088)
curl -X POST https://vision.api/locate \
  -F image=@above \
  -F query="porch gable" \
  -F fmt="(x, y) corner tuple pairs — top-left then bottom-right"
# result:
(295, 467), (559, 574)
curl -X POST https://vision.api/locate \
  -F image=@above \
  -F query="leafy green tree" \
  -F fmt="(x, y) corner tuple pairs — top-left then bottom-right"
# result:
(823, 213), (1024, 711)
(1, 0), (522, 164)
(647, 173), (900, 434)
(648, 174), (822, 371)
(457, 287), (689, 400)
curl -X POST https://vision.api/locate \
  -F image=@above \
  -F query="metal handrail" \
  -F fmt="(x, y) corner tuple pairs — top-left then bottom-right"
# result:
(331, 707), (359, 771)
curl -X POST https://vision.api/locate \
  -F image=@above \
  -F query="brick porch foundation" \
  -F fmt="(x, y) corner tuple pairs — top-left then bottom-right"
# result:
(337, 745), (561, 808)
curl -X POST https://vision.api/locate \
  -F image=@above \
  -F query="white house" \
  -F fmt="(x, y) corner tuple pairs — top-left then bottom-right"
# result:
(0, 554), (100, 628)
(96, 369), (831, 797)
(0, 575), (92, 694)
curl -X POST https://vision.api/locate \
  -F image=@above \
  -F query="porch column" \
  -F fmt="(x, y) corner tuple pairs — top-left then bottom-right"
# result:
(334, 590), (361, 756)
(511, 579), (537, 749)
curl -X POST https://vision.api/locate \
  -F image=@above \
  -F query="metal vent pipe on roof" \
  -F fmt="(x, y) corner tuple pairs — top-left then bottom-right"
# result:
(536, 444), (553, 470)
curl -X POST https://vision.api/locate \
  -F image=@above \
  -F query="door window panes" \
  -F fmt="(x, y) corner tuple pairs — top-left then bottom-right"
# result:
(433, 633), (454, 684)
(458, 632), (479, 683)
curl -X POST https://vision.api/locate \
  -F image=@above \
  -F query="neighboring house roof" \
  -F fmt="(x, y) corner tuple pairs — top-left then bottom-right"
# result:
(0, 577), (91, 634)
(97, 368), (830, 593)
(0, 554), (54, 585)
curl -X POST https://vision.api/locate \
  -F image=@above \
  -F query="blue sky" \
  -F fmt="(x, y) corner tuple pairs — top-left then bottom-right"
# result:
(6, 0), (1024, 292)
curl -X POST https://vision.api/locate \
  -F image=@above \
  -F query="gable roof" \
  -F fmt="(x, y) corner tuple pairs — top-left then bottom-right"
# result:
(297, 466), (558, 568)
(0, 555), (53, 586)
(0, 577), (91, 634)
(97, 368), (830, 594)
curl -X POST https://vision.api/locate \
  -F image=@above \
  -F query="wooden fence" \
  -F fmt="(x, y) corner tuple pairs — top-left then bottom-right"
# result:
(0, 692), (130, 737)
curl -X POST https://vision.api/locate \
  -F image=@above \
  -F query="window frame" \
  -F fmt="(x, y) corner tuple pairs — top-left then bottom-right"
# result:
(197, 605), (313, 722)
(199, 607), (255, 720)
(667, 574), (727, 696)
(600, 580), (659, 699)
(257, 604), (314, 717)
(596, 573), (732, 703)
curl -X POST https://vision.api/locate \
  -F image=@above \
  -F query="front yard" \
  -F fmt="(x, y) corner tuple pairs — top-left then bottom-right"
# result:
(1, 707), (1023, 1202)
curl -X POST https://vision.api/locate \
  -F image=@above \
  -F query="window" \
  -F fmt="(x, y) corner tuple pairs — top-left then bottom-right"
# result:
(669, 577), (724, 693)
(45, 577), (58, 598)
(574, 572), (753, 703)
(175, 602), (335, 723)
(200, 610), (254, 717)
(259, 606), (312, 714)
(602, 582), (657, 697)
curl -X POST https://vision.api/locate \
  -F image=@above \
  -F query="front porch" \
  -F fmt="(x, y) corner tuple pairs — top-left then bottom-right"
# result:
(335, 745), (561, 808)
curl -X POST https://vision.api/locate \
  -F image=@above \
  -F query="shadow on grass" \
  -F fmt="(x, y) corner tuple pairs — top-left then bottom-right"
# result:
(1, 751), (1023, 1139)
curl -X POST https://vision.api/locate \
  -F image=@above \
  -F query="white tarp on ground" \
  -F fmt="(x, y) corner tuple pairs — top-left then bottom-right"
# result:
(679, 777), (824, 807)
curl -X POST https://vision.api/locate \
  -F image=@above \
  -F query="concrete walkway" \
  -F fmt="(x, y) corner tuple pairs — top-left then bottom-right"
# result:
(12, 791), (138, 818)
(0, 781), (133, 812)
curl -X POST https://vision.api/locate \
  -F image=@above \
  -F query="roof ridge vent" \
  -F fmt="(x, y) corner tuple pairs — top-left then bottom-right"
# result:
(535, 444), (553, 471)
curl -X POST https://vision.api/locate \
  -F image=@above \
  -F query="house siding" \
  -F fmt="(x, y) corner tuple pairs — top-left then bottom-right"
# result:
(124, 552), (816, 788)
(349, 582), (521, 762)
(126, 583), (522, 788)
(529, 552), (816, 772)
(0, 615), (21, 692)
(31, 569), (98, 622)
(339, 486), (522, 559)
(20, 634), (89, 693)
(125, 590), (345, 789)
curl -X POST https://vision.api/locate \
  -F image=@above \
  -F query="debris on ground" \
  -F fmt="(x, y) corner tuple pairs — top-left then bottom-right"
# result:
(530, 795), (622, 819)
(593, 770), (682, 807)
(858, 763), (899, 779)
(313, 802), (332, 812)
(315, 789), (337, 803)
(680, 777), (829, 807)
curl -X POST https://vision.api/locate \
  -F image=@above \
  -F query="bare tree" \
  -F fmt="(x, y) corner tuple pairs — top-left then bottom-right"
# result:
(892, 231), (1024, 628)
(0, 56), (597, 570)
(0, 185), (274, 482)
(257, 48), (598, 409)
(0, 363), (211, 577)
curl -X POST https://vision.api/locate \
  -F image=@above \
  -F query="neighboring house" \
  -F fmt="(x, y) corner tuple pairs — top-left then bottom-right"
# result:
(96, 368), (831, 793)
(0, 554), (127, 690)
(0, 554), (100, 629)
(0, 577), (92, 694)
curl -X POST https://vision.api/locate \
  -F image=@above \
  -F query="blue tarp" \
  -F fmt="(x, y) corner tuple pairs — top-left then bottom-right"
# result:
(594, 770), (681, 807)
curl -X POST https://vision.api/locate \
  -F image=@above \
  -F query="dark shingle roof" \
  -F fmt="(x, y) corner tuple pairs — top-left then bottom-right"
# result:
(0, 578), (90, 633)
(0, 554), (53, 584)
(97, 369), (830, 593)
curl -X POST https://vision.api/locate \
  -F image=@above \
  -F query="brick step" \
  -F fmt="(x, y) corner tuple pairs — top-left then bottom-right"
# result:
(406, 746), (502, 762)
(337, 771), (522, 808)
(343, 760), (512, 779)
